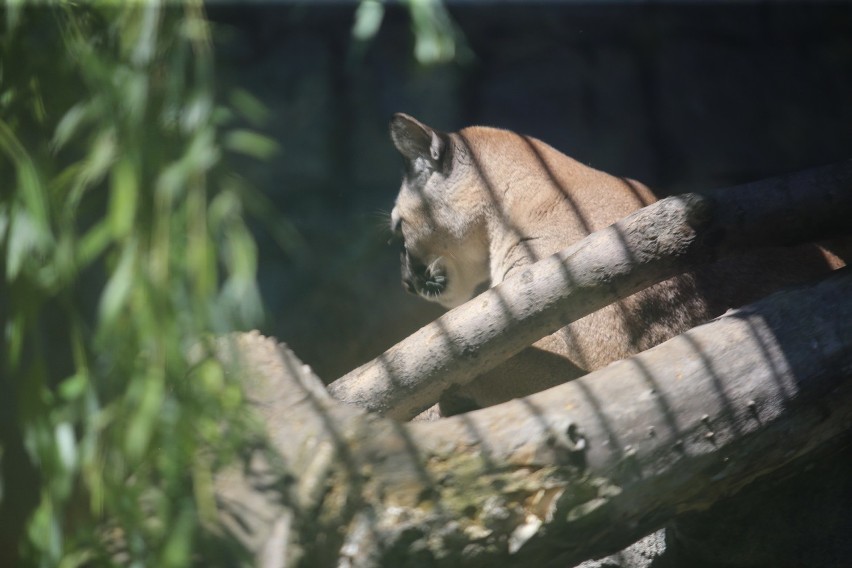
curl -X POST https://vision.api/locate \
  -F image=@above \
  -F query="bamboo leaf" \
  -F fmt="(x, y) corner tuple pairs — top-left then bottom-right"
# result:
(108, 158), (139, 239)
(229, 88), (268, 126)
(78, 129), (117, 190)
(98, 240), (137, 324)
(55, 422), (77, 473)
(77, 220), (112, 268)
(6, 207), (49, 280)
(353, 0), (385, 41)
(52, 103), (91, 152)
(0, 119), (49, 228)
(124, 371), (164, 462)
(223, 129), (279, 160)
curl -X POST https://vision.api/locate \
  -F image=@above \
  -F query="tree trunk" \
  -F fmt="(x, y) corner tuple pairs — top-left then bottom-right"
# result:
(328, 159), (852, 420)
(215, 269), (852, 567)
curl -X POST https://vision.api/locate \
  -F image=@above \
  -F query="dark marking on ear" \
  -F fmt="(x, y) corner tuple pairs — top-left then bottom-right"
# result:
(389, 113), (445, 169)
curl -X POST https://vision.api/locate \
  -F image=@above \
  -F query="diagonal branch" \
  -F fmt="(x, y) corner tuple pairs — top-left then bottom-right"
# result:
(328, 160), (852, 420)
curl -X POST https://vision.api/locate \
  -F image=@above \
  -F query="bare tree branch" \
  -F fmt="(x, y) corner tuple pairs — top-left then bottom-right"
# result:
(218, 270), (852, 567)
(328, 160), (852, 420)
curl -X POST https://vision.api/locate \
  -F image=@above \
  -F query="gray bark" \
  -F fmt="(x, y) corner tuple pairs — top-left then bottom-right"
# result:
(216, 269), (852, 567)
(327, 159), (852, 420)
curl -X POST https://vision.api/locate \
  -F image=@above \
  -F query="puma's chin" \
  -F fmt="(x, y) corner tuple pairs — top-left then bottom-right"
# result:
(401, 254), (476, 308)
(402, 252), (447, 300)
(431, 283), (467, 309)
(434, 252), (494, 308)
(425, 263), (482, 309)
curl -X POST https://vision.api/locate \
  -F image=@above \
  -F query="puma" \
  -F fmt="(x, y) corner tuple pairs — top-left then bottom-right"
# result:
(388, 113), (846, 417)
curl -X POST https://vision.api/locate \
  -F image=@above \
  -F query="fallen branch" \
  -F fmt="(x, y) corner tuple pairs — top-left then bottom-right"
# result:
(218, 270), (852, 566)
(328, 160), (852, 420)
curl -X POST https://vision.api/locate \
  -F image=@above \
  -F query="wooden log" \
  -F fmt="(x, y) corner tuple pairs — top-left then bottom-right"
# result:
(218, 269), (852, 566)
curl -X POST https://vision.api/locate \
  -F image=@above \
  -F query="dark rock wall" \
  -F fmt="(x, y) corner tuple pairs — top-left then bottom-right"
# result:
(207, 2), (852, 382)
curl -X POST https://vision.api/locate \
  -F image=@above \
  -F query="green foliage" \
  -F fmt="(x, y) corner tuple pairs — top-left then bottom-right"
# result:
(405, 0), (464, 64)
(354, 0), (468, 65)
(0, 2), (271, 565)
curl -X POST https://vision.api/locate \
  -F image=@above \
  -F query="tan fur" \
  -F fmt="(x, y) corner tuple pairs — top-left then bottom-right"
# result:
(389, 114), (847, 415)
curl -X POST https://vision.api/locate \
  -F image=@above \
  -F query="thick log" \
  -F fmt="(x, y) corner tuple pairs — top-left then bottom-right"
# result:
(218, 270), (852, 567)
(328, 160), (852, 420)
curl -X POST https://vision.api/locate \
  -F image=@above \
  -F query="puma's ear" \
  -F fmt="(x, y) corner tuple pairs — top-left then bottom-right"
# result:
(389, 113), (445, 166)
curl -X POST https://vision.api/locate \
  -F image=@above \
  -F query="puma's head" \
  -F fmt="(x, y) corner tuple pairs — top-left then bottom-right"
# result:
(389, 113), (490, 308)
(389, 114), (661, 310)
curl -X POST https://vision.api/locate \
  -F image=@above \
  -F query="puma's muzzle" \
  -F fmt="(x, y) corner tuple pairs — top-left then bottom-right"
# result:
(401, 248), (447, 299)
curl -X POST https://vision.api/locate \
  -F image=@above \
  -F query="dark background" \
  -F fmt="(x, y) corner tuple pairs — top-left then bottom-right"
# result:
(206, 1), (852, 382)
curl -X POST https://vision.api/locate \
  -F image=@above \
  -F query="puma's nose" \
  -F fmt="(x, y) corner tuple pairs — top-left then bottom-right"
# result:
(390, 209), (403, 236)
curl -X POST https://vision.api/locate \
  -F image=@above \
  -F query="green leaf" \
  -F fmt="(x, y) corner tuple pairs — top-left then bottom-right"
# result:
(186, 127), (220, 173)
(124, 372), (164, 462)
(229, 88), (268, 126)
(160, 504), (194, 568)
(156, 161), (188, 203)
(5, 0), (23, 34)
(52, 232), (76, 287)
(77, 220), (112, 268)
(221, 221), (257, 284)
(223, 129), (279, 161)
(119, 69), (149, 123)
(52, 103), (91, 152)
(98, 240), (137, 324)
(6, 207), (49, 280)
(58, 373), (88, 402)
(0, 119), (50, 228)
(195, 358), (224, 393)
(207, 187), (240, 229)
(55, 422), (77, 473)
(78, 129), (117, 190)
(353, 0), (385, 42)
(27, 496), (62, 564)
(407, 0), (463, 65)
(58, 549), (95, 568)
(7, 311), (25, 370)
(130, 2), (161, 67)
(109, 158), (139, 239)
(181, 93), (212, 132)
